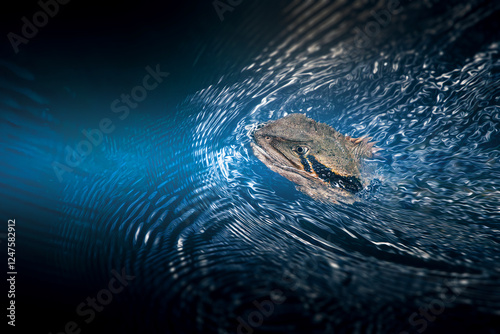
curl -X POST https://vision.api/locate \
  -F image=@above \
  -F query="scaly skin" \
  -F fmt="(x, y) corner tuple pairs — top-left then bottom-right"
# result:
(251, 113), (376, 203)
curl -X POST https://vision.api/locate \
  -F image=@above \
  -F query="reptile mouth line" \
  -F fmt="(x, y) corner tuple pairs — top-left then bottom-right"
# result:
(253, 135), (363, 194)
(301, 154), (363, 194)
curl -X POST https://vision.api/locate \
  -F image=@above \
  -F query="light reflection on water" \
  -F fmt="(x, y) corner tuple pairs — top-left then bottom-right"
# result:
(1, 0), (500, 333)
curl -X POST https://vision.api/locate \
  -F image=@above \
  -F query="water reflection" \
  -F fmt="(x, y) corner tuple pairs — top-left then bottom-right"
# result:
(1, 0), (499, 333)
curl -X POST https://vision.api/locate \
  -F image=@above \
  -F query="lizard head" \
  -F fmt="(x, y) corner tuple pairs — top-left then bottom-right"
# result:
(252, 113), (376, 196)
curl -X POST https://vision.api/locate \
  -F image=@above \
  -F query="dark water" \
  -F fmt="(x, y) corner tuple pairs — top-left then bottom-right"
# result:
(1, 1), (500, 333)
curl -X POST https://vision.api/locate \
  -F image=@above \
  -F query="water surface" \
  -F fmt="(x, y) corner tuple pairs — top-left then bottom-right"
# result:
(1, 0), (499, 333)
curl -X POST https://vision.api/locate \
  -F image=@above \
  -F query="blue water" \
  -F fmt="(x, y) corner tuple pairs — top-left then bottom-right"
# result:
(1, 0), (500, 333)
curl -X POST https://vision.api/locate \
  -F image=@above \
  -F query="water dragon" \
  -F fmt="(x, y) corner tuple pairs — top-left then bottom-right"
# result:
(251, 113), (377, 203)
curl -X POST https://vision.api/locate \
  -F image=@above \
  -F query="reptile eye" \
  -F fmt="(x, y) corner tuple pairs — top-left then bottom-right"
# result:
(295, 146), (309, 154)
(265, 136), (271, 140)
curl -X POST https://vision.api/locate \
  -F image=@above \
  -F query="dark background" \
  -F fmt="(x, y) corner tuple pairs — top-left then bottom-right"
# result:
(2, 1), (500, 333)
(1, 0), (285, 118)
(1, 1), (287, 333)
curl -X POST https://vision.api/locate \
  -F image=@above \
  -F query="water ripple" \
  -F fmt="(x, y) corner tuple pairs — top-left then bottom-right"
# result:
(2, 0), (500, 332)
